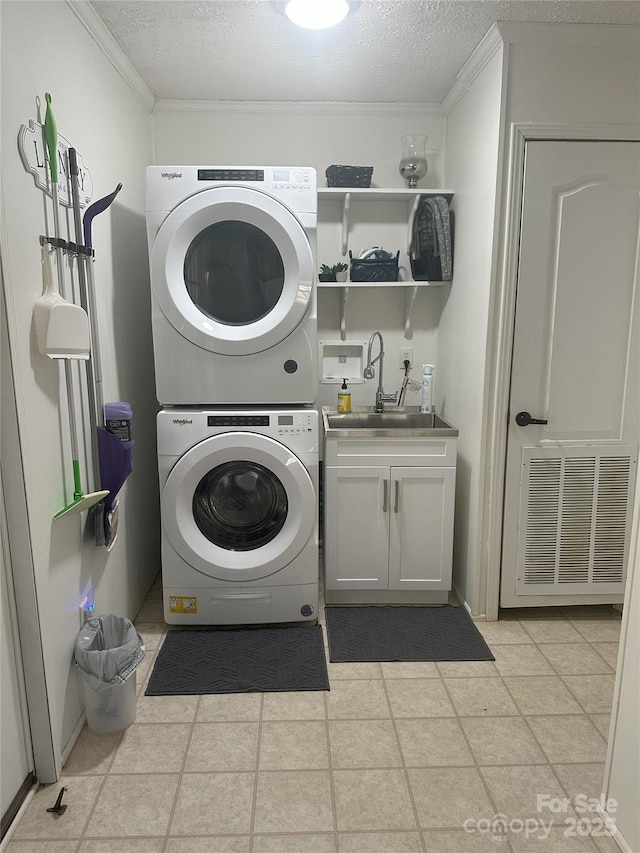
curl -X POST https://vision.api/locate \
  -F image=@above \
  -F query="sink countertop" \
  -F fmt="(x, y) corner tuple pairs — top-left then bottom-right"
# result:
(322, 406), (459, 438)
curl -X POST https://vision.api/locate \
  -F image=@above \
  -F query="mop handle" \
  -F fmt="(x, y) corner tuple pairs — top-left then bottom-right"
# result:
(69, 149), (101, 485)
(67, 150), (89, 309)
(69, 150), (101, 392)
(85, 261), (105, 421)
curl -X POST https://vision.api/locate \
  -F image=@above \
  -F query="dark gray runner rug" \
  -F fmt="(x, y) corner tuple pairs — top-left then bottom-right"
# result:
(325, 605), (494, 662)
(145, 624), (329, 695)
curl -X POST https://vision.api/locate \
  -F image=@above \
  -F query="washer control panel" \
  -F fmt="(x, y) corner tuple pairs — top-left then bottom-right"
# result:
(276, 412), (315, 436)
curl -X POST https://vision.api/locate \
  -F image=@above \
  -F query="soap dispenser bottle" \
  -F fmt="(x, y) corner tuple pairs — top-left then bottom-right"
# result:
(421, 364), (434, 413)
(337, 378), (352, 413)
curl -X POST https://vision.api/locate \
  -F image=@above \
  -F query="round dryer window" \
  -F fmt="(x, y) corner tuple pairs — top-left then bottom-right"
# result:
(151, 186), (314, 356)
(162, 431), (316, 582)
(184, 222), (284, 326)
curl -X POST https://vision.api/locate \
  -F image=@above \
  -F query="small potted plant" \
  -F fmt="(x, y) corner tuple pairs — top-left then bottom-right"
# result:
(333, 262), (348, 282)
(319, 264), (336, 282)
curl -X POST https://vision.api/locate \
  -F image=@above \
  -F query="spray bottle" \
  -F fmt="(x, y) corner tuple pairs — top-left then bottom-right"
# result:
(421, 364), (434, 413)
(337, 378), (352, 413)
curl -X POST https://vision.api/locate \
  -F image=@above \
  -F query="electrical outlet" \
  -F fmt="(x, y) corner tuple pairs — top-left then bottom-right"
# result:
(399, 347), (413, 370)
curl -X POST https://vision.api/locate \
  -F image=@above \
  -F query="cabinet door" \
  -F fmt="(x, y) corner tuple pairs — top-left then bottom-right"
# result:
(324, 467), (389, 589)
(388, 467), (455, 590)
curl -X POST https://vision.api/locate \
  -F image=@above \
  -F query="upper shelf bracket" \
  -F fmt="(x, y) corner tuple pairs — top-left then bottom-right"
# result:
(407, 195), (421, 255)
(341, 192), (351, 256)
(340, 286), (350, 340)
(404, 285), (419, 339)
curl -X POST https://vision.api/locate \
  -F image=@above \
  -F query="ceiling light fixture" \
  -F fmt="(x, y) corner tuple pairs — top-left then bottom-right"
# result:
(285, 0), (350, 30)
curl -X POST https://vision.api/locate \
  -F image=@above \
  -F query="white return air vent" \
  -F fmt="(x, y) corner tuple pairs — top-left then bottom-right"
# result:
(516, 446), (637, 596)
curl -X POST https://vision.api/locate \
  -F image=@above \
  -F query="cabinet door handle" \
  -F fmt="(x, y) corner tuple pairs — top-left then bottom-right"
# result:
(382, 479), (388, 513)
(394, 480), (400, 513)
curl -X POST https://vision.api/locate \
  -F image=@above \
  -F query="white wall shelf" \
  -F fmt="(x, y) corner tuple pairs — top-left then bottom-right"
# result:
(318, 280), (447, 340)
(317, 188), (454, 339)
(318, 188), (454, 256)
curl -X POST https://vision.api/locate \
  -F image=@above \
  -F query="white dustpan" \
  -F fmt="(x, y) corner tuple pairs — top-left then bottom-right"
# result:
(34, 243), (90, 360)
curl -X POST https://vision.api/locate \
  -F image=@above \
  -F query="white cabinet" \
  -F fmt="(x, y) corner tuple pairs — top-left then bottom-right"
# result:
(323, 433), (457, 604)
(324, 466), (390, 589)
(317, 188), (454, 339)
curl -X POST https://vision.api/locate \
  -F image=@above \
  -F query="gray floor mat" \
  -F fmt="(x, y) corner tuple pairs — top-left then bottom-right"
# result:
(325, 605), (494, 662)
(145, 624), (329, 694)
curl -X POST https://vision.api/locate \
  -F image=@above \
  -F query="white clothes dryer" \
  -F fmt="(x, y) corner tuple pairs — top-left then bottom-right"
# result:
(157, 408), (319, 625)
(146, 167), (317, 405)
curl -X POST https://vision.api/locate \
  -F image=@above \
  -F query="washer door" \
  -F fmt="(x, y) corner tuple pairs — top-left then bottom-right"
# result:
(162, 432), (316, 581)
(151, 186), (314, 356)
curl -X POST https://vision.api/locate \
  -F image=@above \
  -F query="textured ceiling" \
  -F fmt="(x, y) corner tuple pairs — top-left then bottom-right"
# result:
(91, 0), (640, 102)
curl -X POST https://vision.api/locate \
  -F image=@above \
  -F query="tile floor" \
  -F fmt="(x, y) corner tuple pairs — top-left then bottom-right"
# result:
(7, 576), (623, 853)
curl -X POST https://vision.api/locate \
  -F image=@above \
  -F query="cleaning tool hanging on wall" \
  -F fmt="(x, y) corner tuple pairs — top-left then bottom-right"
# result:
(81, 177), (122, 435)
(68, 148), (100, 482)
(43, 92), (108, 518)
(81, 177), (132, 548)
(34, 94), (90, 359)
(34, 240), (90, 359)
(98, 403), (134, 549)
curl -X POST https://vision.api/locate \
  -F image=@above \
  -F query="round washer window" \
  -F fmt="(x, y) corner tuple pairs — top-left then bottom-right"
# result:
(192, 461), (288, 551)
(183, 221), (284, 325)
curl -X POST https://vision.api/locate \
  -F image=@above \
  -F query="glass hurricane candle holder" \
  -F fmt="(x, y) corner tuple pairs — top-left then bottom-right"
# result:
(399, 134), (428, 188)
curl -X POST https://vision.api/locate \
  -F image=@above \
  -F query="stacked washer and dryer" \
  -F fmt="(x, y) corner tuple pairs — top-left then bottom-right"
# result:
(146, 167), (320, 626)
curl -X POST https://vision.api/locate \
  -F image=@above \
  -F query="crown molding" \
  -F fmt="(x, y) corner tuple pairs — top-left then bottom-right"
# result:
(65, 0), (155, 111)
(153, 100), (445, 118)
(442, 22), (503, 115)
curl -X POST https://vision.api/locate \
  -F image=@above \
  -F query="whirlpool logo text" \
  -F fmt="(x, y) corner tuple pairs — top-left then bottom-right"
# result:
(161, 172), (183, 179)
(173, 418), (193, 425)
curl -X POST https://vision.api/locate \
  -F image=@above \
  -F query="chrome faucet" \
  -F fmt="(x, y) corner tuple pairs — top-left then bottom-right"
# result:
(364, 331), (398, 413)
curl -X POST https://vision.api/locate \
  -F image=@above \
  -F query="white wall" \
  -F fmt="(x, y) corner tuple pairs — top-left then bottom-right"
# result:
(153, 104), (444, 189)
(153, 103), (446, 409)
(1, 0), (156, 777)
(437, 48), (504, 615)
(504, 26), (640, 127)
(605, 492), (640, 853)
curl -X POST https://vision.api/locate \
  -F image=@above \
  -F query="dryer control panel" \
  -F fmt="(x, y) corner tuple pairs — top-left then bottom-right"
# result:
(207, 415), (270, 427)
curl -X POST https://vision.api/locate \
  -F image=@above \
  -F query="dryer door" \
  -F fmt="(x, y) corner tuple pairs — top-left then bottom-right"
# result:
(162, 432), (316, 581)
(151, 186), (314, 356)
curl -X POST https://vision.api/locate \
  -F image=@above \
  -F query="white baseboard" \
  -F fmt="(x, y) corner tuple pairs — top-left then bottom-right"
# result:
(61, 710), (87, 767)
(596, 803), (634, 853)
(0, 784), (37, 852)
(452, 582), (487, 621)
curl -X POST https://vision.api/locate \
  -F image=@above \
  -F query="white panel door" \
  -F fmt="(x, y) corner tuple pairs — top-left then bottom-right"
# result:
(324, 467), (389, 589)
(501, 141), (640, 607)
(389, 467), (455, 591)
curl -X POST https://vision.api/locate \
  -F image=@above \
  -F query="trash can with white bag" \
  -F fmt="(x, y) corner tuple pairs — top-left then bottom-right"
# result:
(75, 614), (145, 733)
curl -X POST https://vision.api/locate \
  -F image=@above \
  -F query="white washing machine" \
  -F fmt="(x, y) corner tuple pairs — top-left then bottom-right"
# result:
(157, 407), (319, 625)
(146, 166), (317, 405)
